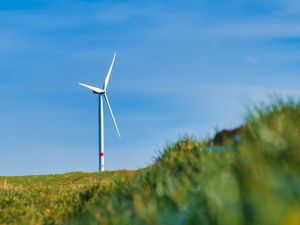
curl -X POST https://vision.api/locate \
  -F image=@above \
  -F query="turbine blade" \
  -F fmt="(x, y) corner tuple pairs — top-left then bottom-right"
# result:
(79, 83), (104, 94)
(103, 53), (116, 90)
(104, 93), (121, 138)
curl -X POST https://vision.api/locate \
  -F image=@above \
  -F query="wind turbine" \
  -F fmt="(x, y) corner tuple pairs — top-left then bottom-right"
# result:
(79, 53), (121, 172)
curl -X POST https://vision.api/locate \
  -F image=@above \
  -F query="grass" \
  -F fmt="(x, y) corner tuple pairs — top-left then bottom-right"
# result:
(1, 99), (300, 225)
(0, 171), (135, 225)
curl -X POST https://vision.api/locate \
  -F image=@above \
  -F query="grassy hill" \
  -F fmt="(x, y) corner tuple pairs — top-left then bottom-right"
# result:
(1, 99), (300, 225)
(0, 171), (135, 225)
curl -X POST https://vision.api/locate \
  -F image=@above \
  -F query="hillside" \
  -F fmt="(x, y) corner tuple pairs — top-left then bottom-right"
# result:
(1, 100), (300, 225)
(0, 171), (135, 225)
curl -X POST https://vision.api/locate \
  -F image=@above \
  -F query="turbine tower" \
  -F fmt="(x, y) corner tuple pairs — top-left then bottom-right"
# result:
(79, 53), (120, 172)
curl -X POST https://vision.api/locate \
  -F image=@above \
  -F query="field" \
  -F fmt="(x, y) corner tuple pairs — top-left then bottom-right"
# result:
(0, 171), (135, 225)
(1, 99), (300, 225)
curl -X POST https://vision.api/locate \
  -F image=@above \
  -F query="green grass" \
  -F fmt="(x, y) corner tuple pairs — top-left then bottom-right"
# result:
(1, 99), (300, 225)
(0, 171), (135, 225)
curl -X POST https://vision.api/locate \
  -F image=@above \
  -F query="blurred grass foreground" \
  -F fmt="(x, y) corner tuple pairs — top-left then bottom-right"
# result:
(1, 99), (300, 225)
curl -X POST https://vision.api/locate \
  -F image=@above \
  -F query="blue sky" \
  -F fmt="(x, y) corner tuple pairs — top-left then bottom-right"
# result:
(0, 0), (300, 175)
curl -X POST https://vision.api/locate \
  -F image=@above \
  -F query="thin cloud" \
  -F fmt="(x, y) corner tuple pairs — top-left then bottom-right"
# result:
(244, 55), (258, 64)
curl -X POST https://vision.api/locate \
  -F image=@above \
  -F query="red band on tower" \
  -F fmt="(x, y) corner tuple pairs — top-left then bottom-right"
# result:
(100, 152), (104, 157)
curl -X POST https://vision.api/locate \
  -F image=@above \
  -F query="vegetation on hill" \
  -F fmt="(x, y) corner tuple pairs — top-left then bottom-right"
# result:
(0, 171), (135, 225)
(1, 99), (300, 225)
